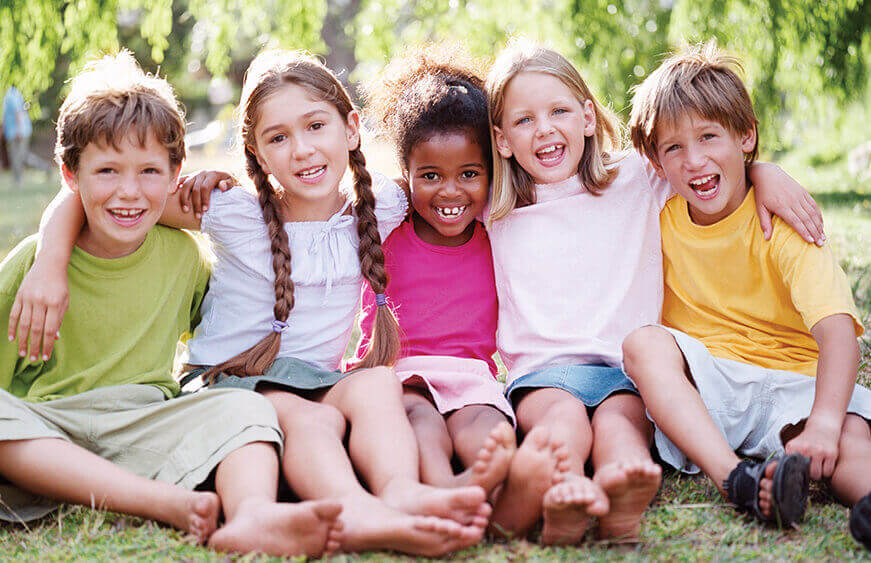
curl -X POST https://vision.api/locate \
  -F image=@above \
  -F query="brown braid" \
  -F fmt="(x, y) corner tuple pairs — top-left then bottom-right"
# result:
(203, 149), (295, 382)
(349, 147), (402, 368)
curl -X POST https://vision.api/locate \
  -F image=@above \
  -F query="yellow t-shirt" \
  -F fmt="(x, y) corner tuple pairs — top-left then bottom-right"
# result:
(660, 187), (864, 377)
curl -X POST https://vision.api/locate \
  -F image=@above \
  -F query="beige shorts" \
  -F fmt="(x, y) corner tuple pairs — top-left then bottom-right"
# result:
(0, 384), (283, 523)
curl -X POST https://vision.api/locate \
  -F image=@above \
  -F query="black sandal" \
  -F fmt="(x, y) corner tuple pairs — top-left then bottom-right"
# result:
(723, 454), (810, 528)
(850, 492), (871, 550)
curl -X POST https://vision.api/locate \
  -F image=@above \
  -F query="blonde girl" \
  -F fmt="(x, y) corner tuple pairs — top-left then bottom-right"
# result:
(483, 41), (824, 544)
(14, 50), (490, 557)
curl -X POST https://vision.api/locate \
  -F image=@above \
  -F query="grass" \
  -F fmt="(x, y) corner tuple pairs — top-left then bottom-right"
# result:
(1, 147), (870, 560)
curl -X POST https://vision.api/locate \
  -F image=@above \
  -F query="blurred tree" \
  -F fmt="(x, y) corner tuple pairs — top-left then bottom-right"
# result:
(0, 0), (325, 118)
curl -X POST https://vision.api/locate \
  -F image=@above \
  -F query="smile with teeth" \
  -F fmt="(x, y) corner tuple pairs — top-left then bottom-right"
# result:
(435, 205), (467, 219)
(109, 209), (145, 220)
(536, 144), (564, 162)
(688, 174), (719, 198)
(297, 165), (326, 179)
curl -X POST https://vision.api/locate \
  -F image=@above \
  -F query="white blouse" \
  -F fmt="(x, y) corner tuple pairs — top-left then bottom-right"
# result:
(188, 172), (408, 370)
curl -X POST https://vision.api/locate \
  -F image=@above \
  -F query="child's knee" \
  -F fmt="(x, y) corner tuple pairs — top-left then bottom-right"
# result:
(839, 415), (871, 453)
(622, 326), (678, 379)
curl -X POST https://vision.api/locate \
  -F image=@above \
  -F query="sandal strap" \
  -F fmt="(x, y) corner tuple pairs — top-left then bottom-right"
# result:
(723, 459), (767, 519)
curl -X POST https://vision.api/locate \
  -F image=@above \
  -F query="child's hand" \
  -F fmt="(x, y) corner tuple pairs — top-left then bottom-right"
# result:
(8, 264), (69, 362)
(752, 163), (825, 245)
(174, 170), (238, 218)
(784, 415), (842, 480)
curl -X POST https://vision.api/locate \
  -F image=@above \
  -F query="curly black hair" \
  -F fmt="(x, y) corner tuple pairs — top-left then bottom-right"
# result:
(362, 43), (491, 174)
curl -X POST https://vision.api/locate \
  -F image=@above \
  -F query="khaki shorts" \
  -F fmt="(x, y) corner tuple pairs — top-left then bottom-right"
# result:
(0, 384), (283, 523)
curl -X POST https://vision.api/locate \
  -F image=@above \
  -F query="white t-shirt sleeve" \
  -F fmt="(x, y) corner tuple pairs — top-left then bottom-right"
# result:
(371, 172), (409, 240)
(200, 187), (266, 247)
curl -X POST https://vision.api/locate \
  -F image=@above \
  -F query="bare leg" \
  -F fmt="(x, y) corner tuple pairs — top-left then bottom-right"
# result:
(446, 406), (516, 497)
(264, 389), (483, 556)
(502, 388), (608, 544)
(590, 394), (661, 541)
(0, 438), (219, 543)
(321, 368), (490, 527)
(623, 326), (774, 514)
(808, 415), (871, 506)
(208, 442), (344, 558)
(404, 390), (456, 487)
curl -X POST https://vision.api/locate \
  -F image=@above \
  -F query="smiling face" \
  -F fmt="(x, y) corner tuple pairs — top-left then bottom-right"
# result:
(407, 131), (489, 247)
(493, 71), (596, 185)
(249, 83), (360, 220)
(63, 132), (177, 258)
(654, 112), (757, 226)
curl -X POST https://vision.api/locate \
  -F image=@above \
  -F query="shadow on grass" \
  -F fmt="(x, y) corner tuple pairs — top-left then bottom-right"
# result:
(815, 191), (871, 211)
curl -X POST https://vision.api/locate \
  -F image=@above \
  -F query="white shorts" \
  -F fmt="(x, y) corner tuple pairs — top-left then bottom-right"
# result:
(651, 327), (871, 474)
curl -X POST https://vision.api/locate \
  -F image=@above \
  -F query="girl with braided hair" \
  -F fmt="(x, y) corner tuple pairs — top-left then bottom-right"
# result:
(356, 45), (522, 503)
(18, 49), (490, 557)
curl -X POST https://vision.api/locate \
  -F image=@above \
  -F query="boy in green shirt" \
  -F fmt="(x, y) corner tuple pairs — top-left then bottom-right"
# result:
(0, 52), (342, 558)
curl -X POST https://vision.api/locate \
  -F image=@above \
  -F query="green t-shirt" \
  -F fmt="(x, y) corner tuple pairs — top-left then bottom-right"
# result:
(0, 226), (210, 402)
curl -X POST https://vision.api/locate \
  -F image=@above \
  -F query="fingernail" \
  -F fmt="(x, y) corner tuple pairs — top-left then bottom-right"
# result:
(7, 335), (12, 342)
(18, 350), (25, 357)
(183, 206), (189, 212)
(204, 206), (208, 211)
(56, 331), (60, 338)
(30, 355), (36, 362)
(196, 213), (202, 219)
(42, 354), (49, 361)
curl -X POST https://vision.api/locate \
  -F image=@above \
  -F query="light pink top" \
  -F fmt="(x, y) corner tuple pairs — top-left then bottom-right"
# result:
(356, 220), (499, 375)
(487, 151), (673, 384)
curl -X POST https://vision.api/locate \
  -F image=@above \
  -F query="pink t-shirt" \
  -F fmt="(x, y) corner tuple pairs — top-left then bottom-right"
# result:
(356, 220), (499, 375)
(487, 151), (673, 384)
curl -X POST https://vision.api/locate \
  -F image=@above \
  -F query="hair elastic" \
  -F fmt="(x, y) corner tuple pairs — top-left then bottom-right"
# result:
(272, 319), (289, 333)
(375, 293), (388, 307)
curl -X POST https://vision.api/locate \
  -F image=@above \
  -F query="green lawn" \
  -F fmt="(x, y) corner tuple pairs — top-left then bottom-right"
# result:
(1, 156), (870, 560)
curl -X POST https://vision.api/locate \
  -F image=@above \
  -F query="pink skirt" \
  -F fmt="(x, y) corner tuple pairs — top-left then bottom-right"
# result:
(395, 355), (516, 426)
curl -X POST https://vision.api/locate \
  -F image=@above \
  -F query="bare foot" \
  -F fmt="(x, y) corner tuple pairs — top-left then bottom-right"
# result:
(490, 427), (570, 538)
(338, 493), (483, 556)
(594, 459), (661, 540)
(381, 479), (490, 527)
(455, 421), (517, 499)
(170, 491), (220, 544)
(541, 473), (609, 545)
(757, 461), (776, 519)
(208, 498), (342, 558)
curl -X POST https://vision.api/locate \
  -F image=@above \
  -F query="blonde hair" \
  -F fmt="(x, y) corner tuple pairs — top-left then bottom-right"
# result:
(203, 50), (401, 382)
(55, 50), (185, 172)
(486, 42), (623, 223)
(628, 41), (759, 168)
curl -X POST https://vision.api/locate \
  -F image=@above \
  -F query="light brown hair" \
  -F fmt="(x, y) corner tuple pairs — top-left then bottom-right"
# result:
(55, 50), (185, 172)
(628, 41), (759, 168)
(204, 50), (401, 381)
(486, 41), (623, 223)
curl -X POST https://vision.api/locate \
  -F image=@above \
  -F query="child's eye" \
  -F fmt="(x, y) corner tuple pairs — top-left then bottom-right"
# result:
(421, 172), (439, 181)
(701, 133), (716, 141)
(310, 122), (325, 131)
(460, 170), (479, 179)
(270, 133), (286, 144)
(96, 167), (116, 174)
(553, 107), (568, 115)
(515, 116), (531, 126)
(142, 167), (161, 174)
(664, 144), (680, 153)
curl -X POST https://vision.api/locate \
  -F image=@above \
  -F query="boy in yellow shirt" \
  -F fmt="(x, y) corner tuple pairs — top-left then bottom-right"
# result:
(625, 43), (871, 547)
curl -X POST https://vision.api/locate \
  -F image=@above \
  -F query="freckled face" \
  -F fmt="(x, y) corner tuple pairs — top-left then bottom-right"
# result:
(655, 112), (756, 225)
(64, 132), (177, 258)
(493, 71), (596, 184)
(407, 131), (489, 247)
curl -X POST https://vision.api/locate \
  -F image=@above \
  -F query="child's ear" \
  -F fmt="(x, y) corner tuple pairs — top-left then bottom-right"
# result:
(247, 144), (272, 176)
(582, 99), (597, 137)
(345, 109), (361, 151)
(740, 127), (757, 154)
(61, 164), (79, 193)
(492, 126), (513, 159)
